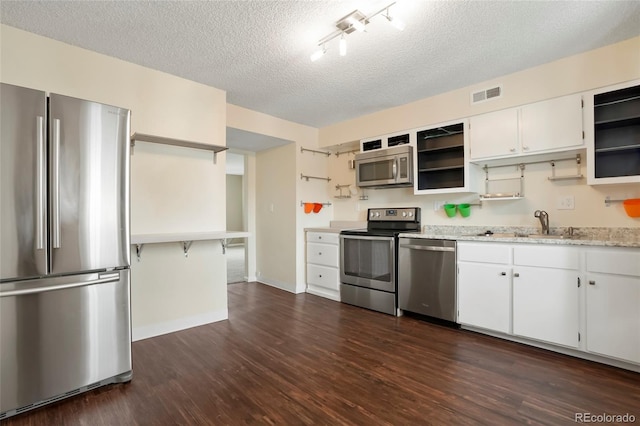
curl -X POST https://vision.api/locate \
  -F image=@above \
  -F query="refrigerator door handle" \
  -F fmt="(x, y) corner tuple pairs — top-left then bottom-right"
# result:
(36, 115), (45, 250)
(0, 273), (120, 298)
(52, 118), (61, 249)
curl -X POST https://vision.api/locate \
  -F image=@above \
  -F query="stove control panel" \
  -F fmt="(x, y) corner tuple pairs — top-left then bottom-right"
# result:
(368, 207), (420, 222)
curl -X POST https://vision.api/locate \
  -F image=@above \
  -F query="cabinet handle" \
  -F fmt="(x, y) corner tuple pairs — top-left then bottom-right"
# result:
(589, 280), (596, 285)
(514, 272), (520, 277)
(509, 148), (516, 152)
(319, 274), (322, 278)
(318, 252), (322, 255)
(500, 272), (507, 276)
(523, 145), (529, 151)
(318, 236), (322, 239)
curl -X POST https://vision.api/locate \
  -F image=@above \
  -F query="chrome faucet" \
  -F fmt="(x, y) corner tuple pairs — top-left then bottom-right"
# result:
(534, 210), (550, 234)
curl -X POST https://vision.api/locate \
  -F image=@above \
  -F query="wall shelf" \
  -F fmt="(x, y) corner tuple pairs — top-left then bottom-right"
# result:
(301, 173), (331, 182)
(131, 231), (249, 260)
(130, 133), (228, 163)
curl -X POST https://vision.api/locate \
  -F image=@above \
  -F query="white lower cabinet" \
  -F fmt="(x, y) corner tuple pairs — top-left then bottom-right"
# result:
(458, 241), (640, 370)
(512, 266), (579, 348)
(512, 246), (580, 348)
(306, 232), (340, 301)
(457, 242), (511, 333)
(458, 262), (511, 333)
(585, 249), (640, 364)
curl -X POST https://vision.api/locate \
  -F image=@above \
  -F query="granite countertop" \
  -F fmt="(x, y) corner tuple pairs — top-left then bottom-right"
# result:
(400, 226), (640, 248)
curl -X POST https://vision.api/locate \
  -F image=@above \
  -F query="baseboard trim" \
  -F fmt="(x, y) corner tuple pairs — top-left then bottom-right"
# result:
(256, 276), (297, 294)
(132, 309), (228, 342)
(306, 286), (341, 302)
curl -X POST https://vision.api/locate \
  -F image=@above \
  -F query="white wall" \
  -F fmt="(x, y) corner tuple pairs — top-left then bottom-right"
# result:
(1, 25), (229, 339)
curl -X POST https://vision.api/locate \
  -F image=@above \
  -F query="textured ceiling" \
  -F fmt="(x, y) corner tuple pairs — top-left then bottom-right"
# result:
(2, 0), (640, 133)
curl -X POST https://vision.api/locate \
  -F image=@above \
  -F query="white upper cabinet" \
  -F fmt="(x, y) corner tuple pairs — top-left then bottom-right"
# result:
(469, 94), (584, 162)
(520, 94), (584, 154)
(469, 108), (519, 160)
(584, 79), (640, 185)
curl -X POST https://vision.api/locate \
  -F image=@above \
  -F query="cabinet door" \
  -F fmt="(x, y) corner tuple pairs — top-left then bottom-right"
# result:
(586, 273), (640, 363)
(513, 266), (579, 348)
(520, 94), (583, 153)
(458, 263), (511, 333)
(469, 108), (519, 160)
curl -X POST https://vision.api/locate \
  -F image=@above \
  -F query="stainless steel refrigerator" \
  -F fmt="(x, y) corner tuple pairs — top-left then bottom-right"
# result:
(0, 83), (132, 419)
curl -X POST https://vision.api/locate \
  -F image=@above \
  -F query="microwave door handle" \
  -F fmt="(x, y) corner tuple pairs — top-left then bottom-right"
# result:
(392, 158), (398, 180)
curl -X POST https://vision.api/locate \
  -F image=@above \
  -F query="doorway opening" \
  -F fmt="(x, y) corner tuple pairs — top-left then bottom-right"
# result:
(226, 152), (246, 284)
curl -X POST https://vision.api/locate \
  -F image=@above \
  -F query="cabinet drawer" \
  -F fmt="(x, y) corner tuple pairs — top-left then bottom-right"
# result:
(307, 232), (339, 245)
(457, 242), (511, 264)
(513, 245), (579, 270)
(586, 249), (640, 277)
(306, 264), (339, 291)
(307, 243), (339, 267)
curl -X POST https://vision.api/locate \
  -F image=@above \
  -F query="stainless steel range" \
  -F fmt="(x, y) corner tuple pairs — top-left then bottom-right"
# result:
(339, 207), (421, 315)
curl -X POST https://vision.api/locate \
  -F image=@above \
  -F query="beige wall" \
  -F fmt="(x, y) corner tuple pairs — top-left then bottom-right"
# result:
(255, 143), (298, 290)
(227, 104), (323, 293)
(226, 174), (244, 244)
(319, 36), (640, 147)
(1, 25), (229, 338)
(322, 36), (640, 229)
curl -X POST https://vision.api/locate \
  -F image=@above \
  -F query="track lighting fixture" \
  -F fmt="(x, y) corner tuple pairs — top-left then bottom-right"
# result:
(310, 1), (405, 61)
(384, 7), (406, 31)
(339, 34), (347, 56)
(310, 44), (326, 62)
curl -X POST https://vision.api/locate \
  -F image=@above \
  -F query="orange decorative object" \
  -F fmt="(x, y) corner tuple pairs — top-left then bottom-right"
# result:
(623, 199), (640, 218)
(304, 203), (314, 214)
(313, 203), (323, 213)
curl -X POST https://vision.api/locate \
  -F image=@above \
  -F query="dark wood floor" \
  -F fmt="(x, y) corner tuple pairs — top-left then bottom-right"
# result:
(4, 282), (639, 425)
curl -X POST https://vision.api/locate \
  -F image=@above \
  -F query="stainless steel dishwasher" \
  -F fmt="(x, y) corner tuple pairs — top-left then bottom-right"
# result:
(398, 238), (457, 322)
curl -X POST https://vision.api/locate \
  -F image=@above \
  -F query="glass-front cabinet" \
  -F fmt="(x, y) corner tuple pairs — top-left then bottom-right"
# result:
(585, 80), (640, 185)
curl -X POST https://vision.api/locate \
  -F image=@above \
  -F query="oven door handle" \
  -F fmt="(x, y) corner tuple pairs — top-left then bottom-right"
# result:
(400, 244), (455, 252)
(341, 235), (394, 242)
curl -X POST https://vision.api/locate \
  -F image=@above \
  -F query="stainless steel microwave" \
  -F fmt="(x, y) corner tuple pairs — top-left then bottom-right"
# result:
(355, 145), (414, 188)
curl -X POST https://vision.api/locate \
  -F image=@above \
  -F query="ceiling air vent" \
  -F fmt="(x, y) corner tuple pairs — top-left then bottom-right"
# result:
(471, 85), (502, 104)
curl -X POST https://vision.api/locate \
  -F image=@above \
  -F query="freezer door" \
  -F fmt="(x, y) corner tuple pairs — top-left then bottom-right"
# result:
(0, 270), (132, 415)
(49, 94), (130, 274)
(0, 83), (48, 281)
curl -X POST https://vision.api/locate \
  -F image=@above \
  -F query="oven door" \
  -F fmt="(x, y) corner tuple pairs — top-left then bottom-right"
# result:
(340, 234), (395, 292)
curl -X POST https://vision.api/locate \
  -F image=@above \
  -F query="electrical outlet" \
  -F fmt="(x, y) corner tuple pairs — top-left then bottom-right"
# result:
(557, 195), (575, 210)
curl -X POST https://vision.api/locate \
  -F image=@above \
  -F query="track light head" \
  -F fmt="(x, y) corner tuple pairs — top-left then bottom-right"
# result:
(310, 45), (326, 62)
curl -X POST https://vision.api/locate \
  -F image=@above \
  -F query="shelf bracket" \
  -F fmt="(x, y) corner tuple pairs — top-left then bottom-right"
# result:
(182, 241), (193, 257)
(135, 244), (144, 262)
(548, 154), (583, 181)
(300, 173), (331, 182)
(604, 196), (626, 207)
(300, 147), (331, 157)
(221, 239), (227, 254)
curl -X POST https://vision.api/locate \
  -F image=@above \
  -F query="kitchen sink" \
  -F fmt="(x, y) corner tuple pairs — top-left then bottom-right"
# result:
(526, 234), (580, 239)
